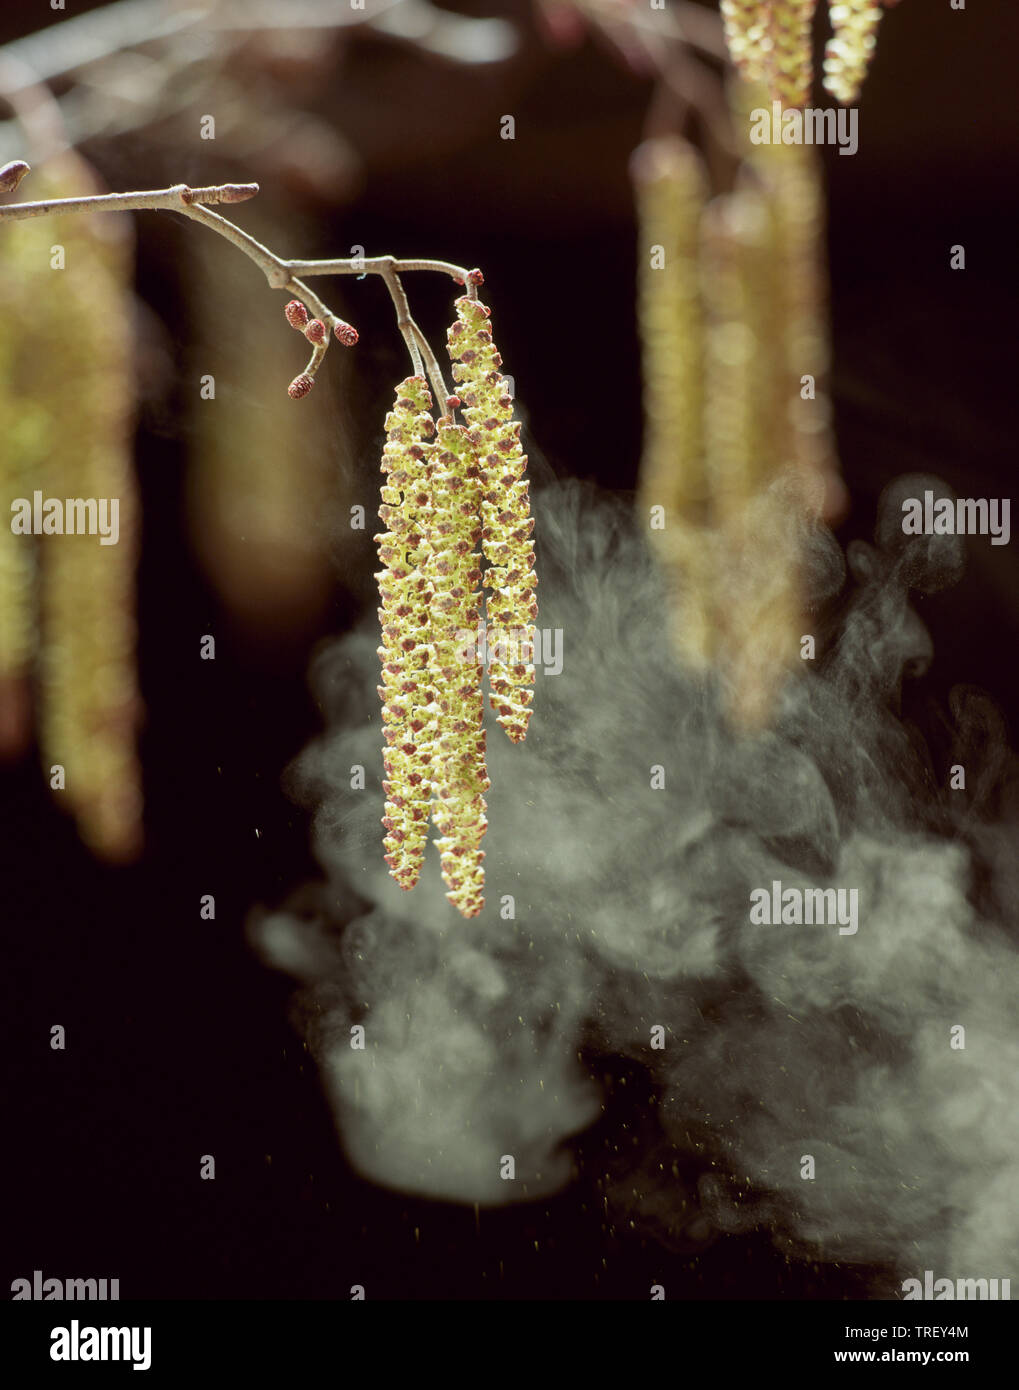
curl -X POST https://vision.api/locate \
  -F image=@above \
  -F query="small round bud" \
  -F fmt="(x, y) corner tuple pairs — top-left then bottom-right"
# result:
(304, 318), (327, 343)
(285, 300), (309, 329)
(333, 320), (359, 346)
(445, 395), (461, 410)
(288, 373), (314, 400)
(466, 268), (484, 286)
(0, 160), (31, 193)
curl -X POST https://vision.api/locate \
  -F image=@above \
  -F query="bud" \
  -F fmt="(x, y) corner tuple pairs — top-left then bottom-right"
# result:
(287, 373), (314, 399)
(333, 320), (359, 346)
(285, 300), (309, 329)
(466, 268), (485, 286)
(304, 318), (327, 343)
(0, 160), (30, 193)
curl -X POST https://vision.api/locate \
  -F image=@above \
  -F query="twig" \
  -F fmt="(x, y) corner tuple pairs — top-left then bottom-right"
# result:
(0, 180), (260, 218)
(378, 261), (423, 376)
(288, 255), (471, 285)
(0, 167), (477, 396)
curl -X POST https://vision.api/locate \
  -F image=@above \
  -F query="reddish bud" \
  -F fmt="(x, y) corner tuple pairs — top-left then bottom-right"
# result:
(466, 268), (484, 286)
(304, 318), (327, 343)
(333, 320), (359, 346)
(285, 300), (309, 329)
(287, 373), (314, 400)
(0, 160), (30, 193)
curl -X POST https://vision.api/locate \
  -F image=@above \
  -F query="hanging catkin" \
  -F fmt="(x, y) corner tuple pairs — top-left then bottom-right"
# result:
(447, 295), (537, 743)
(2, 154), (141, 857)
(376, 376), (439, 892)
(426, 419), (489, 918)
(374, 294), (533, 918)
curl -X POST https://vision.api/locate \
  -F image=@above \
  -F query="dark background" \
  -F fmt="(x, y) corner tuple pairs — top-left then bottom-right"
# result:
(2, 1), (1016, 1299)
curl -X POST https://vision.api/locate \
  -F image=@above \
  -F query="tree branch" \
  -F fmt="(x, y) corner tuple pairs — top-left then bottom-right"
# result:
(0, 165), (476, 400)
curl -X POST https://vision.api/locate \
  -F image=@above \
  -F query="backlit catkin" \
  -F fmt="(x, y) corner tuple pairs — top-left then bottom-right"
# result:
(375, 376), (438, 892)
(427, 420), (488, 918)
(721, 1), (888, 107)
(768, 1), (819, 108)
(448, 296), (537, 744)
(720, 1), (772, 87)
(823, 1), (884, 104)
(374, 295), (534, 917)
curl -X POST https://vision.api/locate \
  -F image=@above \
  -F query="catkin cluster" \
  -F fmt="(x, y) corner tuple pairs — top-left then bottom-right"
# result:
(721, 1), (889, 107)
(0, 155), (142, 859)
(634, 124), (838, 726)
(373, 296), (535, 918)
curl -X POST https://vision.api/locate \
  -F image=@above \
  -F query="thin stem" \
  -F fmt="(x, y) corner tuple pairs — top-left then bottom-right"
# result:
(0, 182), (260, 219)
(379, 263), (423, 376)
(410, 321), (452, 415)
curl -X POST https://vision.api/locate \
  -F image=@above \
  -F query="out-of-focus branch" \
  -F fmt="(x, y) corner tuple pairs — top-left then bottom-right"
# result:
(0, 0), (518, 93)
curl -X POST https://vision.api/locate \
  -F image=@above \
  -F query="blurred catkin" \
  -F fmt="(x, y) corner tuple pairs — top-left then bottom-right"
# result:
(189, 229), (337, 636)
(823, 1), (884, 104)
(768, 1), (819, 108)
(720, 1), (772, 88)
(720, 0), (888, 107)
(0, 154), (142, 859)
(632, 135), (712, 666)
(633, 90), (840, 728)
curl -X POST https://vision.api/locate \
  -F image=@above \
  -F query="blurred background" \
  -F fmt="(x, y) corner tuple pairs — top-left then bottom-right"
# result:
(1, 0), (1016, 1298)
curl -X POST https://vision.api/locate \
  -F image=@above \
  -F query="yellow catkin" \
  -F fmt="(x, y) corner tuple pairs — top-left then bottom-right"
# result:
(3, 154), (141, 858)
(426, 420), (489, 918)
(767, 0), (819, 108)
(631, 135), (713, 667)
(823, 0), (884, 104)
(447, 295), (537, 743)
(375, 375), (438, 892)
